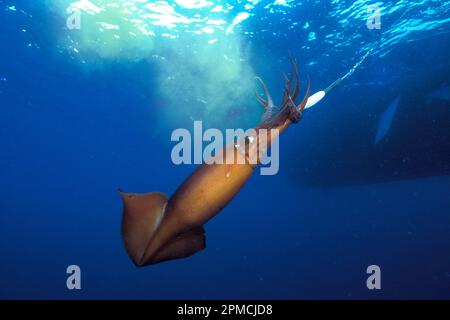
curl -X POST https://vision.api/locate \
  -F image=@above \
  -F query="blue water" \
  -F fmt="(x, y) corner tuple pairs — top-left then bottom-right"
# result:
(1, 0), (450, 299)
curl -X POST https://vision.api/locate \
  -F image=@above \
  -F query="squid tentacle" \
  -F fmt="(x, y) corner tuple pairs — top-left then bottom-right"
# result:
(257, 57), (310, 129)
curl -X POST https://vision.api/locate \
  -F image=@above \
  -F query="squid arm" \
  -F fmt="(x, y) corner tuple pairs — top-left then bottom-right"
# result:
(120, 57), (311, 266)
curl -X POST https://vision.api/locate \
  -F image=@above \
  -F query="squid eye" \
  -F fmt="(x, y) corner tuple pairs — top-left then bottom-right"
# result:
(245, 136), (255, 145)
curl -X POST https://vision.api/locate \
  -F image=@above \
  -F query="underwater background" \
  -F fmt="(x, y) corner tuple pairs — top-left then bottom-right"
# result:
(0, 0), (449, 299)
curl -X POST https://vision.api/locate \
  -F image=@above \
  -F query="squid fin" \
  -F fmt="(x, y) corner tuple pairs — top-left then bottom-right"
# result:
(149, 226), (206, 265)
(120, 191), (168, 266)
(120, 190), (206, 266)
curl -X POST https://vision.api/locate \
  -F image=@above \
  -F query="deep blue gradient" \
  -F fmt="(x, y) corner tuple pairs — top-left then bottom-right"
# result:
(1, 1), (449, 299)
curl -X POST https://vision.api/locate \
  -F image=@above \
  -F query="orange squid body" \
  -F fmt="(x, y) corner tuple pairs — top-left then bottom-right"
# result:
(120, 59), (310, 266)
(121, 132), (269, 266)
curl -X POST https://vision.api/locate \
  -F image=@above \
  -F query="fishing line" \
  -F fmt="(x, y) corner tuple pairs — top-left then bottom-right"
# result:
(304, 5), (414, 110)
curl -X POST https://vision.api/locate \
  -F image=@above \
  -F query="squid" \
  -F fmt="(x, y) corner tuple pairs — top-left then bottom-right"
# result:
(119, 57), (311, 266)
